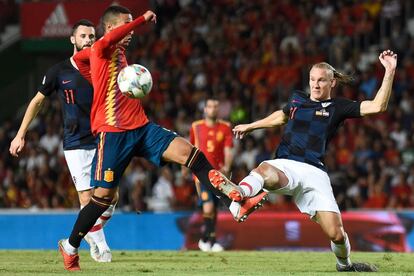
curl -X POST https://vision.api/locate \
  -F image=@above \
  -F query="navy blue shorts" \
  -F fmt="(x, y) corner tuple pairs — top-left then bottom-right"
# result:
(91, 122), (177, 188)
(195, 179), (219, 206)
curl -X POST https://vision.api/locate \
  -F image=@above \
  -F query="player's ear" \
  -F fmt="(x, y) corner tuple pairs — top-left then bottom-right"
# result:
(331, 78), (337, 88)
(70, 35), (75, 45)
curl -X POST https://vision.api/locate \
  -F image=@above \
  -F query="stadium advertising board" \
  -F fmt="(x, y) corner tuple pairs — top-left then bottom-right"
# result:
(20, 0), (150, 38)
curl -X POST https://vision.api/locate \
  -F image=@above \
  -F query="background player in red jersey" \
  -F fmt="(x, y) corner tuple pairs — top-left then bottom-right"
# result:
(58, 6), (264, 271)
(9, 20), (114, 262)
(187, 98), (234, 252)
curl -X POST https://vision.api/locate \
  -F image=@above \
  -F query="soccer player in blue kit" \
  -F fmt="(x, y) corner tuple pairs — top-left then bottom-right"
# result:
(9, 19), (115, 262)
(210, 50), (397, 272)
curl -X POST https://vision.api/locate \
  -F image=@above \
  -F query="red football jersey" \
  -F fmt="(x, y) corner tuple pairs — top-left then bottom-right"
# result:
(74, 16), (148, 135)
(190, 119), (233, 169)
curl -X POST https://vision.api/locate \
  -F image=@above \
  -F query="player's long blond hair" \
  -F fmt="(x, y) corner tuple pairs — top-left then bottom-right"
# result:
(311, 62), (354, 84)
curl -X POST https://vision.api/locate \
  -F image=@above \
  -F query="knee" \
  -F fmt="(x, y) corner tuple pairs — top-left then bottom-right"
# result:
(78, 190), (93, 206)
(202, 202), (215, 216)
(328, 228), (346, 243)
(253, 163), (280, 191)
(93, 187), (116, 201)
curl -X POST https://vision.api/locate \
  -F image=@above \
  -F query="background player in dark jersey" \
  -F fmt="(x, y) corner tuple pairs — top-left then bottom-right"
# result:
(58, 6), (265, 271)
(187, 98), (234, 252)
(9, 19), (114, 263)
(209, 50), (397, 272)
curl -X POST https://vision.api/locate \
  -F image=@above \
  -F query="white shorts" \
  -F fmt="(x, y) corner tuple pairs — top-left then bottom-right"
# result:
(263, 159), (340, 220)
(63, 148), (96, 192)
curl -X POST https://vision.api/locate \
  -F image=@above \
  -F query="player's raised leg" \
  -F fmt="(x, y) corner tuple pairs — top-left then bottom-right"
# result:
(162, 137), (233, 207)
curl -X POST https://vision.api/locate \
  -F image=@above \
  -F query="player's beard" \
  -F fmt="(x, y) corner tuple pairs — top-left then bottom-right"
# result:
(75, 43), (91, 52)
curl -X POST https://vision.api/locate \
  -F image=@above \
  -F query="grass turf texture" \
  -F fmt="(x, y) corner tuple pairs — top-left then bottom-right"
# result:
(0, 251), (413, 275)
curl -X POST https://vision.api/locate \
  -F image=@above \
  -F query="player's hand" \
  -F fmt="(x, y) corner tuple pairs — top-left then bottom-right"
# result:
(9, 136), (25, 157)
(233, 124), (252, 139)
(143, 10), (157, 23)
(379, 49), (397, 72)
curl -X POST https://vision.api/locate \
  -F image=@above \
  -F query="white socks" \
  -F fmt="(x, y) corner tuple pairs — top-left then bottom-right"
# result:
(63, 239), (77, 255)
(331, 233), (351, 267)
(101, 203), (116, 227)
(229, 201), (241, 218)
(81, 203), (116, 252)
(239, 171), (264, 197)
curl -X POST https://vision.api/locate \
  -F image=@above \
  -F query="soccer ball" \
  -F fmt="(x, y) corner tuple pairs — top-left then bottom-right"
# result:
(117, 64), (153, 99)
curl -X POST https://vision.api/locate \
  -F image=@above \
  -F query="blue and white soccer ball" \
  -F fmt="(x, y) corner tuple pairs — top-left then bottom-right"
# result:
(117, 64), (153, 99)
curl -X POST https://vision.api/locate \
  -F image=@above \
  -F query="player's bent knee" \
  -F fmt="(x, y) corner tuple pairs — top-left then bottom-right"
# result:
(163, 137), (193, 165)
(93, 186), (116, 201)
(254, 163), (280, 191)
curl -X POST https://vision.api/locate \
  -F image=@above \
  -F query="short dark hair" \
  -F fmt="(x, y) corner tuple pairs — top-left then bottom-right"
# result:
(205, 98), (219, 106)
(72, 19), (94, 35)
(102, 5), (131, 28)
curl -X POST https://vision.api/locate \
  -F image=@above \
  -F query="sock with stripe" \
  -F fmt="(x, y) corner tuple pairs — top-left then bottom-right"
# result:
(186, 148), (231, 208)
(68, 196), (112, 248)
(88, 202), (117, 252)
(239, 171), (264, 197)
(331, 233), (352, 267)
(101, 203), (116, 227)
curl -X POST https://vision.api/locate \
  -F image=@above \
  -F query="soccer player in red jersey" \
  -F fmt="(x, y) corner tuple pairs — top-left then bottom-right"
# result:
(10, 20), (115, 263)
(188, 99), (233, 252)
(58, 5), (266, 271)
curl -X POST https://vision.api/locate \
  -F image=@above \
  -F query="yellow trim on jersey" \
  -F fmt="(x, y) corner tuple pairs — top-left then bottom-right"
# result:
(95, 133), (105, 181)
(104, 49), (119, 126)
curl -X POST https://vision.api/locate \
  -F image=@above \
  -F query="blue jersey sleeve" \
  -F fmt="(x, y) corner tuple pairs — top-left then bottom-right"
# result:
(334, 98), (362, 120)
(38, 64), (59, 96)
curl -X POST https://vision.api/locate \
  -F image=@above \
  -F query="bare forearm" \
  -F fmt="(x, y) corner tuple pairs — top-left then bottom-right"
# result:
(373, 69), (395, 111)
(16, 94), (44, 137)
(249, 110), (287, 130)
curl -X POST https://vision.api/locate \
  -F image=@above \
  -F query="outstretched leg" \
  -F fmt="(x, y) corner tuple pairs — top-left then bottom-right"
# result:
(162, 137), (232, 207)
(316, 211), (378, 272)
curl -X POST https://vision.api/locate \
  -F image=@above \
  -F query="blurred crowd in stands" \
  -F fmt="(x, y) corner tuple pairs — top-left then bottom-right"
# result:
(1, 0), (414, 213)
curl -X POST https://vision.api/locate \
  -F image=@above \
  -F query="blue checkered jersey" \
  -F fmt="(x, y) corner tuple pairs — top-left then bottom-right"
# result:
(276, 90), (362, 171)
(38, 59), (95, 150)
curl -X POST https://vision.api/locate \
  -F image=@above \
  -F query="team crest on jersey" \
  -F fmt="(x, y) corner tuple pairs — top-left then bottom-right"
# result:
(104, 169), (114, 182)
(315, 108), (330, 117)
(216, 131), (224, 142)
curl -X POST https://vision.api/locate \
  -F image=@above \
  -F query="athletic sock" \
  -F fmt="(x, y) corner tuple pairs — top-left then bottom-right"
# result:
(68, 196), (111, 248)
(101, 203), (116, 227)
(331, 233), (351, 267)
(203, 214), (217, 244)
(63, 239), (77, 255)
(229, 201), (241, 218)
(87, 220), (110, 252)
(186, 148), (231, 207)
(239, 171), (264, 197)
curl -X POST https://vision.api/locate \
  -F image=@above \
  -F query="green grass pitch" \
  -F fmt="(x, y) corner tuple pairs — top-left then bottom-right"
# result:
(0, 250), (413, 275)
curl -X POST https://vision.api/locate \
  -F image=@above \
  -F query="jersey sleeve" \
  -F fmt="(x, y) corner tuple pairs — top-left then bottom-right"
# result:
(94, 16), (145, 53)
(189, 123), (195, 145)
(37, 65), (59, 96)
(335, 98), (362, 120)
(73, 48), (92, 83)
(223, 124), (233, 148)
